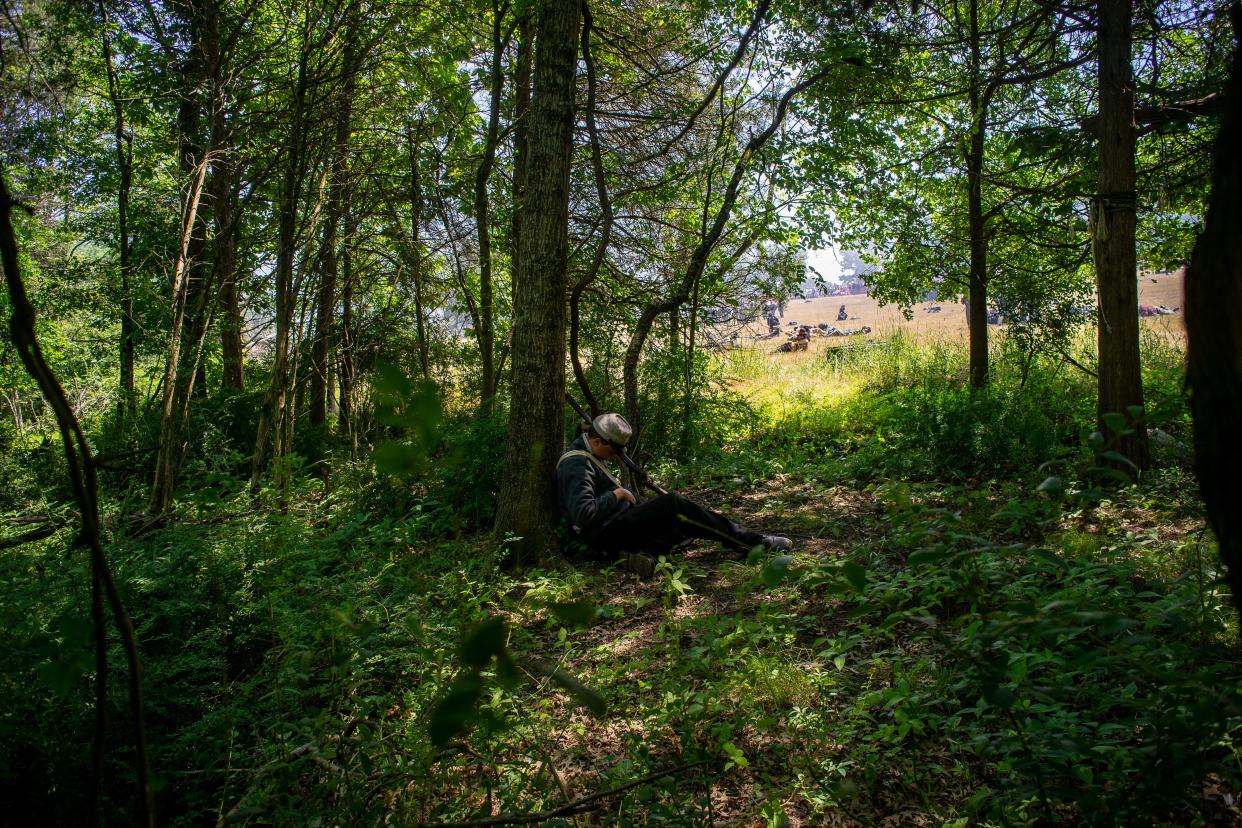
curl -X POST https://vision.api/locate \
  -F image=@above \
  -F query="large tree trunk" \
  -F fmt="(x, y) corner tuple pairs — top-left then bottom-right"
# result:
(493, 0), (581, 567)
(1093, 0), (1148, 468)
(1186, 7), (1242, 626)
(311, 12), (356, 427)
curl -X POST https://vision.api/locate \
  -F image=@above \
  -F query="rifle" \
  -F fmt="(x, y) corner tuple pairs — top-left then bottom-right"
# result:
(564, 393), (669, 496)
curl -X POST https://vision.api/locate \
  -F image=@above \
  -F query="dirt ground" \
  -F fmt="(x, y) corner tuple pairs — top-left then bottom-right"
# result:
(742, 269), (1186, 344)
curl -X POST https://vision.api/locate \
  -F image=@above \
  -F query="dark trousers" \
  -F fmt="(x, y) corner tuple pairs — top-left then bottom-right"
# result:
(581, 492), (765, 557)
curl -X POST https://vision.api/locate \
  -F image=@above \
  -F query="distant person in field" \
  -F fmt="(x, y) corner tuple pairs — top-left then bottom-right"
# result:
(838, 304), (848, 321)
(765, 311), (781, 336)
(817, 323), (871, 336)
(776, 327), (810, 352)
(557, 414), (792, 577)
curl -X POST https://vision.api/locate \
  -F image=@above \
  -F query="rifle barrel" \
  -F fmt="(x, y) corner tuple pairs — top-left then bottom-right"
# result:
(563, 393), (668, 496)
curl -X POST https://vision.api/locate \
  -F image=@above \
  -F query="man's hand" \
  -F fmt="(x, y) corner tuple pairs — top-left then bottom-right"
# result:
(613, 487), (636, 506)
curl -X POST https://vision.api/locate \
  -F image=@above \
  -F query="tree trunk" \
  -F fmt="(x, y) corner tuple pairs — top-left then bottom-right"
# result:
(176, 9), (212, 404)
(251, 29), (310, 491)
(569, 3), (610, 415)
(216, 183), (244, 390)
(1093, 0), (1148, 468)
(203, 0), (243, 396)
(493, 0), (580, 567)
(408, 129), (430, 379)
(620, 65), (832, 437)
(339, 203), (357, 457)
(511, 9), (532, 272)
(1186, 8), (1242, 626)
(149, 157), (209, 515)
(475, 0), (510, 408)
(311, 13), (356, 427)
(966, 0), (989, 388)
(99, 1), (135, 417)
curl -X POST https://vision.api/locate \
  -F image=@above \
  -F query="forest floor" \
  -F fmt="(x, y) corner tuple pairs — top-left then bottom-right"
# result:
(4, 325), (1241, 827)
(427, 467), (1233, 827)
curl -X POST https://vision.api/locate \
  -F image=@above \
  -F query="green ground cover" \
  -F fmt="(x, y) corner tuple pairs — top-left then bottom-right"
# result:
(2, 331), (1239, 826)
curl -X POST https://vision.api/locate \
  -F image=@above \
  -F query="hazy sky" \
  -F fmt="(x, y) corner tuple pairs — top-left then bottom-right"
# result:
(804, 246), (845, 283)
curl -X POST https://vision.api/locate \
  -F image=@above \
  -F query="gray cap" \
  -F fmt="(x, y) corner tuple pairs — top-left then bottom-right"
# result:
(592, 413), (632, 447)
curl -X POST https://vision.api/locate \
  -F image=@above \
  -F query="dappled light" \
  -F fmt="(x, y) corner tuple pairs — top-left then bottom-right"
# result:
(1, 0), (1237, 824)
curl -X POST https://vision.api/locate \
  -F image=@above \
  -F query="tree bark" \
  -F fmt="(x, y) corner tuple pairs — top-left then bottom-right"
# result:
(1186, 5), (1242, 627)
(311, 11), (356, 427)
(966, 0), (989, 389)
(493, 0), (580, 567)
(203, 0), (243, 395)
(216, 180), (244, 390)
(149, 153), (209, 516)
(1093, 0), (1148, 468)
(338, 201), (357, 457)
(251, 23), (311, 492)
(211, 0), (244, 390)
(475, 0), (511, 409)
(569, 1), (610, 415)
(99, 1), (136, 417)
(511, 9), (532, 274)
(408, 127), (431, 379)
(2, 168), (155, 828)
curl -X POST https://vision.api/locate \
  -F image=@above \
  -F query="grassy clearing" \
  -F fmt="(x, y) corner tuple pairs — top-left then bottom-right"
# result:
(2, 327), (1238, 826)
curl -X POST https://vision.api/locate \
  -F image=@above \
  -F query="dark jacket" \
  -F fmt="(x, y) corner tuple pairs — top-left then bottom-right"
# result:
(557, 433), (625, 533)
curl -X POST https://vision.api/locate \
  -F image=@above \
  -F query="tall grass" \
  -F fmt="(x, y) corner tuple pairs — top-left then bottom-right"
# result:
(696, 327), (1187, 482)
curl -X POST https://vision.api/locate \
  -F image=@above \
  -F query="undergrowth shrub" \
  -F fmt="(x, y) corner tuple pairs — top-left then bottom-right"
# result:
(735, 334), (1085, 479)
(431, 408), (508, 531)
(806, 478), (1241, 825)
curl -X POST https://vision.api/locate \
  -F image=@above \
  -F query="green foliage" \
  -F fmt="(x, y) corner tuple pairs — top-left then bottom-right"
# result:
(804, 477), (1239, 824)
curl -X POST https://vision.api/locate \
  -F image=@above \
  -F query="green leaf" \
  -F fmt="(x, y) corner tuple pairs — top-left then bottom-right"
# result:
(428, 673), (484, 746)
(908, 549), (948, 566)
(550, 599), (599, 627)
(1036, 476), (1064, 497)
(1100, 450), (1140, 474)
(985, 684), (1015, 710)
(1025, 547), (1066, 569)
(495, 651), (522, 689)
(842, 562), (867, 591)
(373, 440), (421, 476)
(1101, 412), (1128, 434)
(1087, 431), (1105, 449)
(1125, 404), (1145, 420)
(722, 740), (748, 770)
(373, 360), (413, 398)
(548, 669), (607, 716)
(761, 555), (794, 587)
(460, 617), (506, 668)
